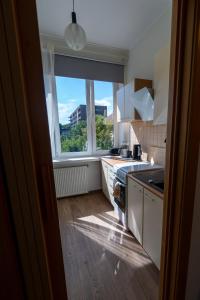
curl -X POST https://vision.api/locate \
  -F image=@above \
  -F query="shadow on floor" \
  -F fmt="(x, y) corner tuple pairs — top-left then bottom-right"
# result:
(57, 191), (159, 300)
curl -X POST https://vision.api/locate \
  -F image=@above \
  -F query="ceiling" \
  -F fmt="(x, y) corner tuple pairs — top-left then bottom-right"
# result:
(36, 0), (171, 50)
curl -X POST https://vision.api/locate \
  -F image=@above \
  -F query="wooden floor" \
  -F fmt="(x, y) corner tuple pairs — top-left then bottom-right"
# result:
(57, 191), (159, 300)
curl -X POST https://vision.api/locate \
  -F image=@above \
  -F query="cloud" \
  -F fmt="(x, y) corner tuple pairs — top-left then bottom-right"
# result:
(58, 96), (114, 124)
(58, 99), (77, 124)
(95, 96), (113, 115)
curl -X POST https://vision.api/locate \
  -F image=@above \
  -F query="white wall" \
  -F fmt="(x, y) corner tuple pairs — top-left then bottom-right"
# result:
(118, 5), (172, 148)
(126, 6), (172, 83)
(88, 162), (101, 191)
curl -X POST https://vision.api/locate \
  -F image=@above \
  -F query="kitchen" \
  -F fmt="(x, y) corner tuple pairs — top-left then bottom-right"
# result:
(36, 0), (172, 299)
(2, 0), (200, 298)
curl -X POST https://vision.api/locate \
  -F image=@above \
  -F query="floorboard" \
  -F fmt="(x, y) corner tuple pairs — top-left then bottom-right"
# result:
(57, 191), (159, 300)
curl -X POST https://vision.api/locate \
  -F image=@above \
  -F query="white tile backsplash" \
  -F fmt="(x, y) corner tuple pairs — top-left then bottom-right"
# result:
(129, 122), (167, 166)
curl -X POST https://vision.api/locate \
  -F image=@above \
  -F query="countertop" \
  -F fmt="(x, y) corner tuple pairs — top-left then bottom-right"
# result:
(101, 156), (135, 166)
(102, 157), (164, 198)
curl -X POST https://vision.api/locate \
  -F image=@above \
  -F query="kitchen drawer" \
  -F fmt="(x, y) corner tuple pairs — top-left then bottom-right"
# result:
(108, 179), (114, 190)
(108, 170), (114, 181)
(108, 167), (115, 177)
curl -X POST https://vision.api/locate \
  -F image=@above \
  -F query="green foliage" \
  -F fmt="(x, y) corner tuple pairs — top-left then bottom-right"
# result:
(95, 115), (113, 150)
(61, 120), (87, 152)
(60, 115), (113, 153)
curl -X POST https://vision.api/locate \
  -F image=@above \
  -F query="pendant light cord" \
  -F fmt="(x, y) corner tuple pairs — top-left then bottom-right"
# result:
(71, 0), (76, 23)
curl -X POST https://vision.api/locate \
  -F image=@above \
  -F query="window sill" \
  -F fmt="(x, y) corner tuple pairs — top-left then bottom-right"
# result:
(53, 156), (105, 168)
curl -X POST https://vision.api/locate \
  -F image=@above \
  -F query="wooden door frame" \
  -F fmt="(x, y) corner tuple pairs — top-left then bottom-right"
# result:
(160, 0), (200, 298)
(0, 1), (67, 299)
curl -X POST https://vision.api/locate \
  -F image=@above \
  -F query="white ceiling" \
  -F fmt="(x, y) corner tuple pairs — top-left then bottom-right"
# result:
(36, 0), (171, 50)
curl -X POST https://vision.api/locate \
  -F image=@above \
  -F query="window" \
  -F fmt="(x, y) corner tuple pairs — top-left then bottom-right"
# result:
(94, 81), (114, 151)
(55, 76), (116, 157)
(56, 77), (88, 154)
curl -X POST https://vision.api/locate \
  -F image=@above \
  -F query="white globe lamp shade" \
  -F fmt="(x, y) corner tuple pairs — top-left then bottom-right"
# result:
(64, 23), (86, 51)
(64, 12), (87, 51)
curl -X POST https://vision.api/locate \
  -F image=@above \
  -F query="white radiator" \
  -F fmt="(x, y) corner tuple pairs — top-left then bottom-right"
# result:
(53, 166), (88, 198)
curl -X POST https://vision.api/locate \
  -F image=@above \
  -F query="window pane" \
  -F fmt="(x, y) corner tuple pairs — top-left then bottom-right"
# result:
(56, 77), (88, 153)
(94, 81), (114, 151)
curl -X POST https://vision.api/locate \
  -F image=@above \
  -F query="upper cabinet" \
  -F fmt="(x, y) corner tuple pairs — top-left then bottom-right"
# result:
(117, 78), (153, 122)
(117, 83), (134, 122)
(153, 45), (170, 125)
(116, 85), (125, 122)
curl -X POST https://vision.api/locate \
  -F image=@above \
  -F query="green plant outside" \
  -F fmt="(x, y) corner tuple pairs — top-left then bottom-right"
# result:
(60, 115), (113, 152)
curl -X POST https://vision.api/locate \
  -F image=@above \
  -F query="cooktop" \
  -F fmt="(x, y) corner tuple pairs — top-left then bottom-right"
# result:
(114, 161), (162, 184)
(132, 169), (164, 193)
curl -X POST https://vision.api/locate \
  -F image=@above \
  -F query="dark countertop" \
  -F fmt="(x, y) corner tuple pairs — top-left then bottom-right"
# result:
(128, 169), (164, 199)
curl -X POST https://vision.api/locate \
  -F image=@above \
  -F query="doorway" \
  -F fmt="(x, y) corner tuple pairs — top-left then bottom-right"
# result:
(1, 0), (199, 299)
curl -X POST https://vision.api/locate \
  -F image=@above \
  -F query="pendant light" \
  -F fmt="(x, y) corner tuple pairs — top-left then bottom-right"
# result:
(64, 0), (87, 51)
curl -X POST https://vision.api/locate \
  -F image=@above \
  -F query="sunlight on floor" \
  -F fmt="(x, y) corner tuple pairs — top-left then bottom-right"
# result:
(71, 210), (151, 268)
(77, 211), (131, 238)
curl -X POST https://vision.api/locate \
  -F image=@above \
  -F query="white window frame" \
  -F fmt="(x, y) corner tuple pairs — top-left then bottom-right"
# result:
(54, 78), (118, 159)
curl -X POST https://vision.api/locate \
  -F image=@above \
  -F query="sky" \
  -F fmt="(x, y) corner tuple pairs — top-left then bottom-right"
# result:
(55, 77), (113, 124)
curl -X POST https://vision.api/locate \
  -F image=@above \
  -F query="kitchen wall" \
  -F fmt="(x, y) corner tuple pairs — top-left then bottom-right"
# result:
(125, 5), (172, 82)
(118, 4), (171, 164)
(129, 122), (166, 166)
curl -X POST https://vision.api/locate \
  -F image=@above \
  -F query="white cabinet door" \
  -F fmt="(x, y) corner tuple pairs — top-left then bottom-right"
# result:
(101, 161), (109, 200)
(153, 45), (170, 125)
(143, 189), (163, 269)
(117, 83), (135, 122)
(117, 86), (125, 122)
(124, 83), (135, 121)
(128, 178), (143, 244)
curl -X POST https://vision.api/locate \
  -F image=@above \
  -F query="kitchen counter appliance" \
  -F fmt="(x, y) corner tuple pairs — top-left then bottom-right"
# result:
(109, 147), (120, 156)
(131, 169), (164, 193)
(133, 144), (142, 160)
(119, 143), (129, 158)
(112, 161), (162, 228)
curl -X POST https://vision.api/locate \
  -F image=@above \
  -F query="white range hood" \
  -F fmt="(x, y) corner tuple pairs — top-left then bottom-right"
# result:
(133, 87), (154, 121)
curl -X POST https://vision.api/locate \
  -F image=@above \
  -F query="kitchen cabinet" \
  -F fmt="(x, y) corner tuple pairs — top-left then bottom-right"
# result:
(116, 86), (125, 122)
(101, 160), (115, 205)
(117, 83), (134, 122)
(153, 45), (170, 124)
(143, 189), (163, 269)
(127, 177), (163, 269)
(117, 79), (153, 122)
(128, 178), (143, 244)
(101, 160), (109, 200)
(107, 166), (116, 207)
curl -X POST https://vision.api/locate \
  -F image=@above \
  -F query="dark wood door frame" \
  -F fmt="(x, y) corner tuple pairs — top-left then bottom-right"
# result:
(160, 0), (200, 299)
(0, 1), (67, 299)
(0, 152), (25, 300)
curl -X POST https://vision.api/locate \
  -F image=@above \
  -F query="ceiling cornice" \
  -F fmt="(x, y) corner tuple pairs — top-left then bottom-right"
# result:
(40, 33), (129, 65)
